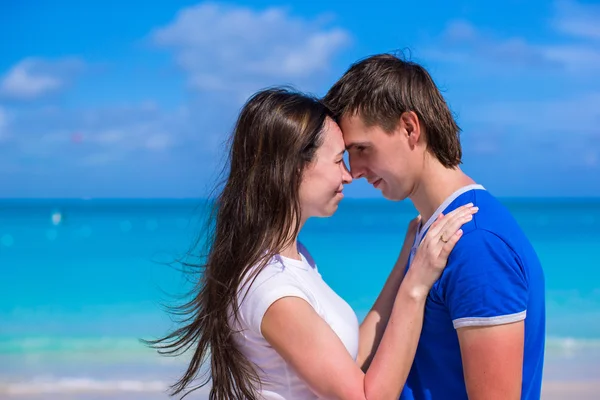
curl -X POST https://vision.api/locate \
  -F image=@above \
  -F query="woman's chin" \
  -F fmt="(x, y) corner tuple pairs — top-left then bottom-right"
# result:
(326, 199), (343, 216)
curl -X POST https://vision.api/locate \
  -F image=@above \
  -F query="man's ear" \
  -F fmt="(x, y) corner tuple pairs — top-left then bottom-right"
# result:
(399, 111), (421, 147)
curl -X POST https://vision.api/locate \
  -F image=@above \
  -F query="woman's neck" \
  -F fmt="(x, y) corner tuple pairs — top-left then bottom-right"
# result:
(278, 215), (305, 261)
(279, 242), (302, 261)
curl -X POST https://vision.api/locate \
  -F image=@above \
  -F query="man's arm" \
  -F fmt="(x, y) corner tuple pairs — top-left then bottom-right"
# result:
(443, 229), (529, 400)
(457, 321), (524, 400)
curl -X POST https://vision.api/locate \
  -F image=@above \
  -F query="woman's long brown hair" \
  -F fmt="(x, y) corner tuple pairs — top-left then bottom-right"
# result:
(144, 88), (331, 399)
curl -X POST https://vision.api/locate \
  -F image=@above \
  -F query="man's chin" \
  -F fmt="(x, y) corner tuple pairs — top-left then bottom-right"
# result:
(380, 189), (406, 202)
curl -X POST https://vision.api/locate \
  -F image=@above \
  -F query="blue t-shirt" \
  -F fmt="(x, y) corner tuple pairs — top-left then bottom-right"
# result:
(400, 186), (545, 400)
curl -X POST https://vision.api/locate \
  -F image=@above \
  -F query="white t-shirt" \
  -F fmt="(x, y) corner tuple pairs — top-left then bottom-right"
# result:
(230, 243), (359, 399)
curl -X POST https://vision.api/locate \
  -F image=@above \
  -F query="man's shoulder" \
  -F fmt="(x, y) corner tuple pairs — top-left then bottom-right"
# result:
(446, 212), (526, 272)
(449, 190), (522, 238)
(452, 225), (513, 256)
(446, 188), (504, 215)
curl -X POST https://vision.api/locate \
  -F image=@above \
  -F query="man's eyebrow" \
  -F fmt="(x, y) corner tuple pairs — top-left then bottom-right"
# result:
(345, 142), (369, 150)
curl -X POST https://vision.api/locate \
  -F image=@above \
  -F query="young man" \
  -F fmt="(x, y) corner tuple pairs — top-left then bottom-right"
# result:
(323, 54), (545, 400)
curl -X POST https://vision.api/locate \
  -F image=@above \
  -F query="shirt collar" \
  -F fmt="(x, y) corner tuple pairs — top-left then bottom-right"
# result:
(414, 183), (486, 247)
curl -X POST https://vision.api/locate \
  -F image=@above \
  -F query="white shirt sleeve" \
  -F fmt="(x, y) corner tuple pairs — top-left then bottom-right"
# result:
(237, 263), (313, 337)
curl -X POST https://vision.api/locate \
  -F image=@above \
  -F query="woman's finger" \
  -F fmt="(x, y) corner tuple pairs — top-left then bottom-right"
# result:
(434, 210), (475, 249)
(438, 203), (474, 222)
(427, 204), (475, 239)
(427, 212), (445, 233)
(438, 228), (464, 260)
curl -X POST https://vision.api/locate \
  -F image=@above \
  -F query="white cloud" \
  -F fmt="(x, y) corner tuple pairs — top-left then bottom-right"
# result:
(462, 93), (600, 172)
(151, 3), (350, 95)
(145, 133), (171, 150)
(0, 57), (83, 100)
(466, 92), (600, 132)
(4, 103), (187, 170)
(425, 21), (547, 70)
(427, 1), (600, 175)
(0, 98), (231, 197)
(444, 20), (479, 42)
(540, 45), (600, 73)
(0, 106), (17, 145)
(583, 151), (598, 167)
(0, 106), (6, 129)
(0, 106), (10, 143)
(79, 152), (121, 167)
(554, 0), (600, 40)
(430, 1), (600, 74)
(73, 117), (178, 167)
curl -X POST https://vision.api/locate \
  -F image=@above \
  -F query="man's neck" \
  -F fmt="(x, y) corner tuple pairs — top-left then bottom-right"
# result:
(410, 157), (476, 223)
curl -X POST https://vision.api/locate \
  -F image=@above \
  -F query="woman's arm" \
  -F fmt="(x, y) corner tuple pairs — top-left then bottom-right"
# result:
(356, 215), (420, 369)
(357, 203), (477, 369)
(261, 204), (477, 400)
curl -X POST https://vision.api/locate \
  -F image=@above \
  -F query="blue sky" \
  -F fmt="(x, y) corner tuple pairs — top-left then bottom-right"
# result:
(1, 0), (599, 198)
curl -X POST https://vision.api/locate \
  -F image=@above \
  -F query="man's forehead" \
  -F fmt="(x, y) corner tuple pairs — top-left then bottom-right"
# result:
(339, 113), (367, 130)
(340, 116), (371, 145)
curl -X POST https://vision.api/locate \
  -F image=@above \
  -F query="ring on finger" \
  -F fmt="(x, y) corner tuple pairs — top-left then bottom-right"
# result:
(440, 232), (449, 243)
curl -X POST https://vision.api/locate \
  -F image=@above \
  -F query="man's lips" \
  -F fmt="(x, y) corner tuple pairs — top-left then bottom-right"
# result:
(369, 178), (382, 188)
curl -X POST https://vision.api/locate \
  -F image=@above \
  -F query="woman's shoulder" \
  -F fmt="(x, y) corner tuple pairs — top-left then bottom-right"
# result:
(235, 254), (315, 332)
(238, 256), (294, 296)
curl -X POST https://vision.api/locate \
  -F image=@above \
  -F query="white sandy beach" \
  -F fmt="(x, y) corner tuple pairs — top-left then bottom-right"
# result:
(3, 350), (600, 400)
(3, 383), (600, 400)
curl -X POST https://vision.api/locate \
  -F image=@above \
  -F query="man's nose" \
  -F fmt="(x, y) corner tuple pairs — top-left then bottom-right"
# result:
(349, 155), (365, 179)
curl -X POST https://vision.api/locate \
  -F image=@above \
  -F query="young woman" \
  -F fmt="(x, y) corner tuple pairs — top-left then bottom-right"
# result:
(149, 88), (477, 399)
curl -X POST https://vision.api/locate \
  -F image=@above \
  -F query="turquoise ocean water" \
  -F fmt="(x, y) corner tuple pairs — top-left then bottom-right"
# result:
(1, 198), (599, 397)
